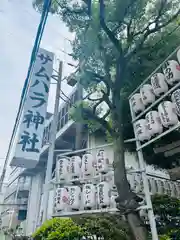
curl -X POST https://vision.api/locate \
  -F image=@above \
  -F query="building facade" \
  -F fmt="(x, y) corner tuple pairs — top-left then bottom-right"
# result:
(1, 87), (180, 236)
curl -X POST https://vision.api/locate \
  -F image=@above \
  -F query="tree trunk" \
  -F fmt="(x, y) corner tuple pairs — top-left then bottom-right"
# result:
(112, 61), (148, 239)
(113, 135), (148, 240)
(127, 213), (148, 240)
(168, 167), (180, 180)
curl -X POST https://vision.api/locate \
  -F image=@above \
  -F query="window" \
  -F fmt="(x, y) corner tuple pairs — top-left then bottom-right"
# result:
(65, 113), (68, 124)
(61, 107), (65, 117)
(57, 111), (62, 131)
(60, 117), (65, 128)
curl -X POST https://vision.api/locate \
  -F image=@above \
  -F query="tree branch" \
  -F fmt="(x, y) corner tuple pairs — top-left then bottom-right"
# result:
(54, 0), (87, 15)
(125, 7), (180, 60)
(99, 0), (122, 54)
(82, 108), (113, 135)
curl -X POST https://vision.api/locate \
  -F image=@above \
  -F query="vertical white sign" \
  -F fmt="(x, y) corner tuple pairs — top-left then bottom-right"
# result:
(11, 48), (54, 168)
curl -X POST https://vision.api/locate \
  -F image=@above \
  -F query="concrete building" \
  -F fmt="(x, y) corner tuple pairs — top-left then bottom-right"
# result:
(0, 86), (180, 236)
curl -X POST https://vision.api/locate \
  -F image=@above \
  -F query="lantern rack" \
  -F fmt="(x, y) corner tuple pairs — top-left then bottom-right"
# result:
(129, 45), (180, 98)
(137, 121), (180, 150)
(52, 208), (119, 218)
(132, 80), (180, 123)
(128, 46), (180, 240)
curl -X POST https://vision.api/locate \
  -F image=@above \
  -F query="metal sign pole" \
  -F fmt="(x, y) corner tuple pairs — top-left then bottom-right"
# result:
(43, 61), (63, 222)
(129, 101), (159, 240)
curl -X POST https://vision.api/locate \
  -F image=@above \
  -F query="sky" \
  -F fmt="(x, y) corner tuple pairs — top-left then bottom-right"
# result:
(0, 0), (75, 167)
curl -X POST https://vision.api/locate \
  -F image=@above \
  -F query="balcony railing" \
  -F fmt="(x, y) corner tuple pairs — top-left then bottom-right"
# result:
(42, 89), (78, 147)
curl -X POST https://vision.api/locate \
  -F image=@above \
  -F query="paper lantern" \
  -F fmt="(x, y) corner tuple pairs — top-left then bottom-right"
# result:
(96, 149), (109, 173)
(130, 93), (145, 114)
(97, 181), (110, 207)
(134, 174), (143, 193)
(158, 101), (178, 128)
(68, 186), (81, 210)
(171, 89), (180, 116)
(82, 184), (96, 208)
(163, 60), (180, 85)
(55, 187), (69, 211)
(70, 156), (81, 178)
(110, 194), (117, 208)
(151, 73), (168, 96)
(81, 153), (94, 176)
(145, 111), (163, 137)
(134, 119), (150, 142)
(140, 84), (155, 106)
(56, 157), (70, 181)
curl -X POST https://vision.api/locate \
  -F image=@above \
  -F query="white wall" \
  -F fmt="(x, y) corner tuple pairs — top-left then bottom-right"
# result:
(88, 134), (169, 178)
(25, 172), (44, 235)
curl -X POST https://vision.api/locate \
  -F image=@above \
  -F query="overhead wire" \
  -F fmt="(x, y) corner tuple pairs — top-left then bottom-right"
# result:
(0, 0), (52, 190)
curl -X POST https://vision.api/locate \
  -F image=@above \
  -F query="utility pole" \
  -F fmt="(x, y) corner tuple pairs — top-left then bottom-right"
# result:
(75, 56), (85, 150)
(75, 83), (83, 150)
(42, 61), (63, 222)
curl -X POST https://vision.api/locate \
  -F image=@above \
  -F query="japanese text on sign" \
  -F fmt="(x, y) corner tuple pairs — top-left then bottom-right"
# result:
(12, 48), (54, 168)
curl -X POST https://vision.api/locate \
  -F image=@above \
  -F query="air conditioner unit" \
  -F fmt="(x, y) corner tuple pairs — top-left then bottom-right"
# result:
(67, 74), (77, 86)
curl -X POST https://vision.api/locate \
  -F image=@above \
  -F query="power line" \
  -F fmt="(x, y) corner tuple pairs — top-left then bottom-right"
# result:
(0, 0), (52, 191)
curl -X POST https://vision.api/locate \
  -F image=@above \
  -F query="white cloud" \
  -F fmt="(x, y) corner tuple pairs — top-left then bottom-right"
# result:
(0, 0), (75, 163)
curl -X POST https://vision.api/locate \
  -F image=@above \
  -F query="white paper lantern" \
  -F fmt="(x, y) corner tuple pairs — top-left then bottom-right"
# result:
(81, 153), (94, 176)
(68, 186), (81, 210)
(55, 187), (69, 211)
(97, 181), (110, 207)
(70, 156), (81, 178)
(130, 93), (145, 114)
(163, 60), (180, 85)
(82, 184), (96, 208)
(56, 157), (70, 181)
(140, 84), (155, 106)
(96, 149), (109, 173)
(110, 194), (117, 208)
(151, 73), (168, 96)
(158, 101), (178, 128)
(134, 119), (150, 142)
(171, 89), (180, 116)
(145, 111), (163, 137)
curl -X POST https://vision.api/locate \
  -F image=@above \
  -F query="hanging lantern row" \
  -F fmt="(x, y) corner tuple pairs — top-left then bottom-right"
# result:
(131, 50), (180, 115)
(54, 181), (117, 211)
(134, 91), (180, 142)
(56, 150), (110, 181)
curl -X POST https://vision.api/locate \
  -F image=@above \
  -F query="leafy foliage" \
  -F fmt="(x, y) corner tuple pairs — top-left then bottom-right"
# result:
(152, 195), (180, 235)
(74, 214), (131, 240)
(32, 195), (180, 239)
(32, 215), (131, 240)
(32, 218), (85, 240)
(34, 0), (180, 169)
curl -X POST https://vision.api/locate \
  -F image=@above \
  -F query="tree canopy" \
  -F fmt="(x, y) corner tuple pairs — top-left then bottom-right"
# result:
(33, 0), (180, 239)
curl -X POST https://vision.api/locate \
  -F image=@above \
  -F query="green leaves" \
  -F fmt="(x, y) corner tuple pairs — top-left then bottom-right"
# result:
(32, 218), (85, 240)
(152, 195), (180, 235)
(32, 215), (131, 240)
(32, 0), (180, 171)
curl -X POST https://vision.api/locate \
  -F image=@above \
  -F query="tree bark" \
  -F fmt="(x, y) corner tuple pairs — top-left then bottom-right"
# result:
(168, 167), (180, 180)
(126, 213), (148, 240)
(111, 59), (148, 240)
